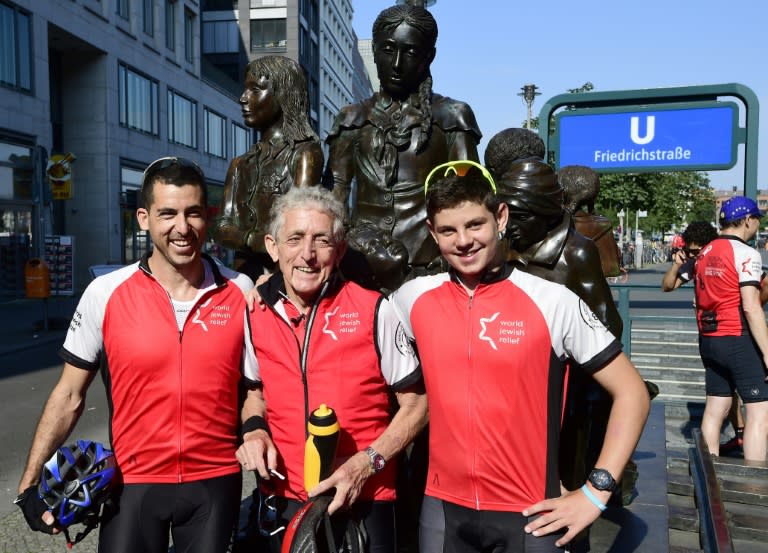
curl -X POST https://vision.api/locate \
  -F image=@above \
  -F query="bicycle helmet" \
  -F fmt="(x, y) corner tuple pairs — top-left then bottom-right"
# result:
(38, 440), (116, 528)
(281, 495), (367, 553)
(670, 234), (685, 250)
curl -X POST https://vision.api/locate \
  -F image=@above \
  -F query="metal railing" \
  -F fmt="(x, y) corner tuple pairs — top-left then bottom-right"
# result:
(689, 428), (735, 553)
(611, 283), (696, 356)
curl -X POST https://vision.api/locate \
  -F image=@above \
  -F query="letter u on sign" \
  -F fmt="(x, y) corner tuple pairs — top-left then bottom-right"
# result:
(630, 116), (655, 145)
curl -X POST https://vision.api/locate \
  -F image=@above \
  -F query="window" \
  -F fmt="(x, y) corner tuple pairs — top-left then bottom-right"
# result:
(0, 1), (32, 92)
(250, 18), (286, 51)
(204, 109), (226, 158)
(116, 0), (130, 20)
(202, 19), (239, 54)
(168, 89), (197, 148)
(120, 166), (149, 264)
(165, 0), (176, 50)
(232, 123), (251, 158)
(118, 64), (159, 135)
(142, 0), (153, 35)
(184, 8), (195, 63)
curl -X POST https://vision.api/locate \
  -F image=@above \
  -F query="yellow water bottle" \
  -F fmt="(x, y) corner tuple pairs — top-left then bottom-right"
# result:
(304, 404), (339, 492)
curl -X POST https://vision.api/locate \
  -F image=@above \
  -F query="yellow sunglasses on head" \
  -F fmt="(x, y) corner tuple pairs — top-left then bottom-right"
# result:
(424, 160), (497, 195)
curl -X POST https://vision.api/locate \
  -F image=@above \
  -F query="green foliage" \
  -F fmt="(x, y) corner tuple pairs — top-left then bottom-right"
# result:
(594, 171), (715, 235)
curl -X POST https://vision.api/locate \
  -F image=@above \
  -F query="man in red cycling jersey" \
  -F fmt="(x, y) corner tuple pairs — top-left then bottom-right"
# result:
(236, 186), (428, 553)
(694, 196), (768, 461)
(15, 158), (257, 553)
(390, 161), (649, 552)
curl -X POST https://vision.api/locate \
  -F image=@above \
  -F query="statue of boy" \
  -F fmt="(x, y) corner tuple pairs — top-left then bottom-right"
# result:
(324, 4), (481, 290)
(212, 55), (324, 279)
(559, 165), (622, 278)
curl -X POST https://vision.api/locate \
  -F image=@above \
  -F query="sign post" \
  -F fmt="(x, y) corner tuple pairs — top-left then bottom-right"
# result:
(538, 83), (760, 199)
(556, 102), (738, 172)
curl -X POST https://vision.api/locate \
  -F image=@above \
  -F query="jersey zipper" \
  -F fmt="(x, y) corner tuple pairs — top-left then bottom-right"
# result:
(300, 280), (330, 439)
(140, 262), (225, 483)
(464, 287), (481, 509)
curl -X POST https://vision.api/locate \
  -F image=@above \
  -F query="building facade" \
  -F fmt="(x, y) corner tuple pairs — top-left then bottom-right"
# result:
(1, 0), (373, 297)
(201, 0), (371, 154)
(1, 0), (253, 296)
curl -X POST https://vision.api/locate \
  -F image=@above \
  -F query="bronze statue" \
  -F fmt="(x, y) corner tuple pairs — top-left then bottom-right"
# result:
(559, 165), (622, 278)
(211, 56), (324, 279)
(324, 4), (481, 291)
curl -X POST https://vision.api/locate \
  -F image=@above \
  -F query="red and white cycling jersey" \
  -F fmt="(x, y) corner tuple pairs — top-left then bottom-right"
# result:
(390, 265), (621, 512)
(694, 235), (762, 336)
(60, 254), (256, 484)
(249, 272), (422, 502)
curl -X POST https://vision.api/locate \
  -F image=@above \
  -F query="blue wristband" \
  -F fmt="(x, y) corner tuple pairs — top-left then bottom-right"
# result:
(581, 484), (607, 512)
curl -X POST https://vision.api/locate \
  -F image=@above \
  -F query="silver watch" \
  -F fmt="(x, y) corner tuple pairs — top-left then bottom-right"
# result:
(365, 446), (386, 474)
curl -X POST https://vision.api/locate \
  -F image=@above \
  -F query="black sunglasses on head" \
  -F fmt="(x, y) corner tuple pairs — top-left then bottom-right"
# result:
(142, 157), (204, 187)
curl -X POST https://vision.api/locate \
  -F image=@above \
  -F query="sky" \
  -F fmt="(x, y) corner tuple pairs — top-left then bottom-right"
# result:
(351, 0), (767, 193)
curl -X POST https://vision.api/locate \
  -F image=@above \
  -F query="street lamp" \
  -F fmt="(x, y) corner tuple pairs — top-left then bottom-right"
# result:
(518, 84), (541, 130)
(396, 0), (437, 7)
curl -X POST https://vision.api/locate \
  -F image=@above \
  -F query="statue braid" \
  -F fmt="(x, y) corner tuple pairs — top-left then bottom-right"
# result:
(413, 75), (433, 153)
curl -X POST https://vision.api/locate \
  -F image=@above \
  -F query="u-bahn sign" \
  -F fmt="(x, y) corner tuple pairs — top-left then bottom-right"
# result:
(555, 102), (738, 172)
(539, 84), (759, 197)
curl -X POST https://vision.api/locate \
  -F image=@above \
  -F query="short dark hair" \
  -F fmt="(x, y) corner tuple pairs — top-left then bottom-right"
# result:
(682, 221), (717, 247)
(426, 167), (500, 223)
(140, 157), (207, 209)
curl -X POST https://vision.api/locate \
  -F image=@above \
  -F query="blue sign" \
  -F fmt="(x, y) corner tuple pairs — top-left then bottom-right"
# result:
(555, 102), (738, 172)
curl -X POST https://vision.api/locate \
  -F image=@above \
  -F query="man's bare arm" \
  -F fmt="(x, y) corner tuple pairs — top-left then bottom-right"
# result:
(18, 363), (96, 493)
(308, 383), (428, 514)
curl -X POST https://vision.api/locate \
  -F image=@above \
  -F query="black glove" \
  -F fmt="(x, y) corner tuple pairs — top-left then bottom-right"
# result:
(14, 485), (56, 534)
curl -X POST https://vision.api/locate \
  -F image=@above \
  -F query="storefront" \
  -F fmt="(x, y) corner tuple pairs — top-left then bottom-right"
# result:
(0, 137), (37, 296)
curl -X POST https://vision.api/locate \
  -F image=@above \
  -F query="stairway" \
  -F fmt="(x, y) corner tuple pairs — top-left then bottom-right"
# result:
(630, 319), (704, 403)
(629, 319), (768, 552)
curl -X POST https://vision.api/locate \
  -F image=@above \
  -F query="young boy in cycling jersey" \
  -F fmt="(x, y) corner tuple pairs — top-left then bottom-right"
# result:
(390, 161), (649, 552)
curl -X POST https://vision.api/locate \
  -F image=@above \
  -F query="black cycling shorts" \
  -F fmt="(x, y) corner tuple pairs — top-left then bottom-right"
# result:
(98, 472), (242, 553)
(420, 496), (564, 553)
(699, 334), (768, 402)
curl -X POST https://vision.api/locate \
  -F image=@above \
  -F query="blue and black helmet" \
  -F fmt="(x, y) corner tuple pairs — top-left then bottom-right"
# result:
(38, 440), (116, 527)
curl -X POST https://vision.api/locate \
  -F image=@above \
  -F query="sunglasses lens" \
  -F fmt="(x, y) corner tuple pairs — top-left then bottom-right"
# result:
(143, 157), (204, 185)
(257, 492), (284, 536)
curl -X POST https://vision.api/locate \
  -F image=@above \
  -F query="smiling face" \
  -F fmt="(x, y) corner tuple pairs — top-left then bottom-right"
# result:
(428, 201), (508, 290)
(239, 73), (282, 131)
(373, 22), (435, 100)
(137, 181), (207, 276)
(265, 208), (347, 310)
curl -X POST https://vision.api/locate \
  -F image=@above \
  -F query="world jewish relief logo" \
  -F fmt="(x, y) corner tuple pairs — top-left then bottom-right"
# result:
(478, 313), (527, 350)
(322, 308), (361, 342)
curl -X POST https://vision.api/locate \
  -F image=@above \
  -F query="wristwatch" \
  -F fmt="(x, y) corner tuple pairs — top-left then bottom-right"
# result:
(365, 447), (386, 474)
(588, 468), (618, 492)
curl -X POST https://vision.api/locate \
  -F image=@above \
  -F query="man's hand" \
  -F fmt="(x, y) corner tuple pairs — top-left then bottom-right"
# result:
(308, 452), (372, 515)
(246, 274), (271, 312)
(671, 249), (686, 265)
(521, 487), (606, 548)
(15, 486), (59, 534)
(236, 429), (278, 479)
